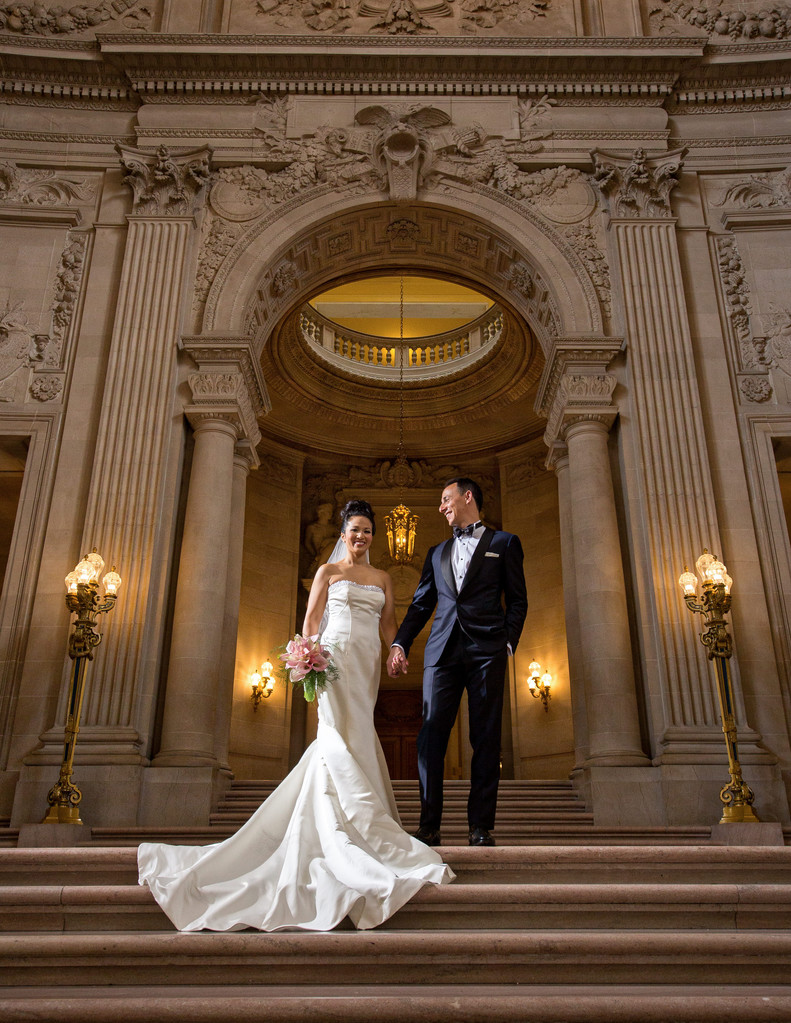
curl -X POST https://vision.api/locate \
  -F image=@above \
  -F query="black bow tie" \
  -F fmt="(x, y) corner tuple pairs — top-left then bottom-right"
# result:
(453, 522), (480, 539)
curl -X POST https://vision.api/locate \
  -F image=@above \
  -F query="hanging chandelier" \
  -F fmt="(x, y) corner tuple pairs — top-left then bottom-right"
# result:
(385, 275), (419, 565)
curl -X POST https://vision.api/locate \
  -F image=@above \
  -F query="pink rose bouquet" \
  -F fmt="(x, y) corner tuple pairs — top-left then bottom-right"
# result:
(278, 634), (336, 702)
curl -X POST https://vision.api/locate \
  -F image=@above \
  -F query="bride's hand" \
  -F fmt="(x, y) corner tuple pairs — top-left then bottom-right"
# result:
(387, 646), (408, 677)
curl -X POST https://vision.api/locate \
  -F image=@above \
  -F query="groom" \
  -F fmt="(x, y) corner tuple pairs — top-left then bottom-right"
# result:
(387, 477), (527, 847)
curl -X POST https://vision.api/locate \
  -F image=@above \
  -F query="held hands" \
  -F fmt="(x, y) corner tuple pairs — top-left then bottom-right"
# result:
(387, 646), (409, 678)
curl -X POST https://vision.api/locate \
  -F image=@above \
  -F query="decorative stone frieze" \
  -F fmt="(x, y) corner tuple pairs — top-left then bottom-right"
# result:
(592, 147), (685, 219)
(0, 159), (94, 207)
(713, 165), (791, 210)
(251, 0), (553, 35)
(0, 0), (151, 35)
(650, 1), (791, 40)
(563, 223), (612, 320)
(117, 144), (212, 217)
(181, 337), (271, 449)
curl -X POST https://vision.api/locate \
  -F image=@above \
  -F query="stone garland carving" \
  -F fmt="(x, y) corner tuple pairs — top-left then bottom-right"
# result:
(194, 219), (242, 307)
(713, 165), (791, 210)
(714, 235), (769, 370)
(117, 144), (212, 217)
(0, 159), (95, 207)
(592, 148), (684, 219)
(650, 1), (791, 40)
(256, 0), (550, 34)
(0, 0), (152, 35)
(715, 235), (775, 402)
(46, 233), (88, 366)
(562, 222), (612, 320)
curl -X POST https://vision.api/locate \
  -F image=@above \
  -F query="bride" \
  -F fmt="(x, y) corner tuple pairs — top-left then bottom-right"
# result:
(138, 498), (454, 931)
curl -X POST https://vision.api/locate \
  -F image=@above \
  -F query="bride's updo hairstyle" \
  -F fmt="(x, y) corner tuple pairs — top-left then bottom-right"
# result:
(340, 499), (376, 535)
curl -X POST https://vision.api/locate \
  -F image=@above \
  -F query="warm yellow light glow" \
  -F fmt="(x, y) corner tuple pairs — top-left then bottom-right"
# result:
(103, 569), (122, 596)
(64, 571), (79, 594)
(385, 503), (419, 565)
(679, 569), (697, 597)
(541, 672), (553, 690)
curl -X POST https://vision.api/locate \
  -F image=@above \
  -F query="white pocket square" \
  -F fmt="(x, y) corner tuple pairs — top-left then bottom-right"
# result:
(484, 551), (500, 558)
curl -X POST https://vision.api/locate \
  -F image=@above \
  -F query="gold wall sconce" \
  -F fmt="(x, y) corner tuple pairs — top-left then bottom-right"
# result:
(527, 661), (552, 712)
(250, 660), (275, 710)
(679, 550), (759, 824)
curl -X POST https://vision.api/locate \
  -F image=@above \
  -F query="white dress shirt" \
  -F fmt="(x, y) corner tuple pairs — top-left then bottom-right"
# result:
(451, 521), (485, 590)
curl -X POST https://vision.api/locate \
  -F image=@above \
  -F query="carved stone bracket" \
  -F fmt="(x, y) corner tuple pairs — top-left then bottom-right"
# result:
(117, 145), (212, 217)
(535, 338), (622, 447)
(592, 148), (686, 219)
(180, 336), (271, 446)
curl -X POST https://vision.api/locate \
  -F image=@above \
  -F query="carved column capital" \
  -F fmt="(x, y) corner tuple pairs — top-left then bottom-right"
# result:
(117, 144), (212, 217)
(592, 147), (686, 219)
(180, 336), (271, 447)
(536, 338), (622, 447)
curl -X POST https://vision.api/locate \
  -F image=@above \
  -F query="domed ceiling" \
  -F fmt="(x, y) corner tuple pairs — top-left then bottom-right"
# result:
(258, 273), (546, 460)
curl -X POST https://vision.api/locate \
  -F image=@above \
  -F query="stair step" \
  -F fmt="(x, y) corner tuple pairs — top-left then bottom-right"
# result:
(3, 881), (791, 932)
(5, 844), (791, 886)
(3, 930), (791, 987)
(4, 985), (791, 1023)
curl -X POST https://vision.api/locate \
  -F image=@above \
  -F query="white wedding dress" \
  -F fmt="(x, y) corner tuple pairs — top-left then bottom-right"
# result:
(138, 579), (454, 931)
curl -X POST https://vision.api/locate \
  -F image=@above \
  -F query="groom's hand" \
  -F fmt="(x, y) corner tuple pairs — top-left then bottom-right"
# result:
(387, 645), (409, 677)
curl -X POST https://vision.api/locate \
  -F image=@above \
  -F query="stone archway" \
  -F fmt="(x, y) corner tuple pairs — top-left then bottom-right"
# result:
(195, 184), (611, 783)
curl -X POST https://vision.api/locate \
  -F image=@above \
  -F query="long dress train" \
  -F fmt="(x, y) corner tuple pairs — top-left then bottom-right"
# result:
(137, 579), (454, 931)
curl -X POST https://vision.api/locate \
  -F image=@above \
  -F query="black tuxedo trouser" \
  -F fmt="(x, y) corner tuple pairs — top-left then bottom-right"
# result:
(417, 625), (507, 831)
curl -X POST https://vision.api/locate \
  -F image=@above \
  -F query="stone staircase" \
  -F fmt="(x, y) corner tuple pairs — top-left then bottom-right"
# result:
(2, 780), (791, 1019)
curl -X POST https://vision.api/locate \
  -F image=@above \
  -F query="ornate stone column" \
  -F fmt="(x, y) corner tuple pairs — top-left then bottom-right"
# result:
(591, 148), (745, 763)
(155, 341), (267, 769)
(142, 340), (267, 823)
(546, 442), (589, 773)
(215, 441), (260, 772)
(540, 343), (648, 770)
(21, 147), (212, 821)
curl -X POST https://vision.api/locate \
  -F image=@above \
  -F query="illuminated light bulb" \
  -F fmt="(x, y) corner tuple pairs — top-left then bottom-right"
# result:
(679, 569), (698, 597)
(102, 570), (122, 597)
(65, 571), (79, 594)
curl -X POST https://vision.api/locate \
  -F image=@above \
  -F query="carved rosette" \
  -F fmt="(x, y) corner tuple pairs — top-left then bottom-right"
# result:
(117, 144), (212, 217)
(536, 339), (622, 450)
(592, 148), (686, 219)
(180, 338), (271, 447)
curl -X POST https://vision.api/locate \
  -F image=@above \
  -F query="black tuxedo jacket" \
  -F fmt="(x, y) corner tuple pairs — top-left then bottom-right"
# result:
(393, 527), (527, 668)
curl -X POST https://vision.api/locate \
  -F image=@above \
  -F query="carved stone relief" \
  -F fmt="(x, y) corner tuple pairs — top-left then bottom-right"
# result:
(714, 234), (775, 402)
(648, 1), (791, 40)
(29, 373), (64, 402)
(563, 222), (611, 321)
(0, 0), (152, 35)
(712, 166), (791, 210)
(117, 145), (211, 217)
(592, 148), (684, 219)
(0, 159), (95, 207)
(0, 299), (35, 401)
(506, 455), (548, 487)
(249, 0), (558, 35)
(195, 99), (600, 338)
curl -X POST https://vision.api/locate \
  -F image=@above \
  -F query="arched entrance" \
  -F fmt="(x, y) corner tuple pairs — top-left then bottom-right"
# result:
(194, 188), (606, 783)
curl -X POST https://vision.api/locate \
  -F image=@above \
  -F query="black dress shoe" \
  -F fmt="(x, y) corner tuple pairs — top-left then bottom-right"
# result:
(468, 826), (495, 846)
(414, 826), (441, 846)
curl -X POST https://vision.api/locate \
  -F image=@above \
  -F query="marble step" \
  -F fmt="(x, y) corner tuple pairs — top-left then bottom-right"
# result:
(3, 880), (791, 933)
(3, 930), (791, 987)
(4, 984), (791, 1023)
(6, 844), (791, 887)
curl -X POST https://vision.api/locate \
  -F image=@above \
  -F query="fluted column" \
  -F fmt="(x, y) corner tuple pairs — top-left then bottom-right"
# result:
(539, 344), (648, 767)
(593, 148), (732, 753)
(154, 341), (267, 767)
(548, 444), (589, 771)
(214, 442), (259, 772)
(64, 145), (211, 760)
